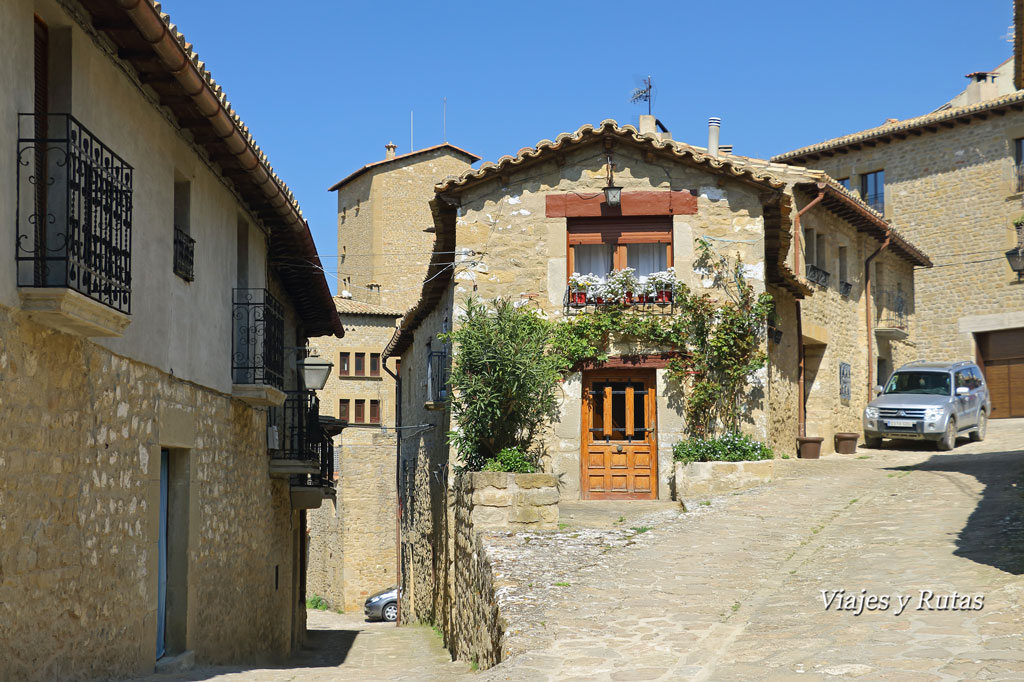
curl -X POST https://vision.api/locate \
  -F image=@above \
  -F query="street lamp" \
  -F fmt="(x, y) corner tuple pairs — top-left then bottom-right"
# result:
(1006, 246), (1024, 282)
(604, 153), (621, 208)
(299, 350), (334, 390)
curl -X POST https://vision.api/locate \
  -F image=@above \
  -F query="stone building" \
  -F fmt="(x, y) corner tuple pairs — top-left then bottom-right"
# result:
(306, 144), (478, 611)
(773, 27), (1024, 419)
(0, 1), (342, 680)
(381, 119), (929, 636)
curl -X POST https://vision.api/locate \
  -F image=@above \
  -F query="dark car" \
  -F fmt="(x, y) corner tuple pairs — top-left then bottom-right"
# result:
(364, 586), (398, 622)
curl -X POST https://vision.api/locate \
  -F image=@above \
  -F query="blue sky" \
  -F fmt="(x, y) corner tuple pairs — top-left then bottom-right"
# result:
(164, 0), (1012, 292)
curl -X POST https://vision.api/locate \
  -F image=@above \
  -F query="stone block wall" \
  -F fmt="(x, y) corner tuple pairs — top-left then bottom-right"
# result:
(674, 460), (775, 501)
(450, 472), (559, 668)
(0, 304), (300, 681)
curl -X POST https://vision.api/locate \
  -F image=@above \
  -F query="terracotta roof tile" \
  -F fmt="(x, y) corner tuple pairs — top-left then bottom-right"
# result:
(328, 143), (481, 192)
(334, 298), (404, 317)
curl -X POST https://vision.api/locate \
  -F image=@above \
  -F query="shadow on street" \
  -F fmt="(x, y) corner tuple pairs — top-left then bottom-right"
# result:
(888, 448), (1024, 575)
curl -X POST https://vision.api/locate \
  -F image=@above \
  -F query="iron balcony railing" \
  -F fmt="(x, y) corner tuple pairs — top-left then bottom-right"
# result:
(805, 263), (831, 287)
(427, 349), (449, 403)
(232, 288), (284, 388)
(16, 113), (133, 313)
(173, 227), (195, 282)
(862, 192), (884, 214)
(282, 390), (334, 487)
(563, 284), (676, 317)
(876, 289), (908, 330)
(840, 280), (853, 297)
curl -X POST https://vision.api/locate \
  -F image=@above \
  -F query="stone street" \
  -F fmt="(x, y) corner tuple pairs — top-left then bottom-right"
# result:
(128, 419), (1023, 682)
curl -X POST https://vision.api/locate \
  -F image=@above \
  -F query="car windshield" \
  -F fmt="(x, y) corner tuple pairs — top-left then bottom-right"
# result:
(884, 371), (951, 396)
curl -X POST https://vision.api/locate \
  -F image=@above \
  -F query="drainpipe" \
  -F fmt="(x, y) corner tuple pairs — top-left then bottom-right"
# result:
(864, 232), (892, 401)
(383, 360), (402, 626)
(793, 186), (826, 438)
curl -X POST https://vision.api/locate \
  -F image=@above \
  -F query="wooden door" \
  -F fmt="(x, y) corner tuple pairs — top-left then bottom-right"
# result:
(582, 370), (657, 499)
(977, 329), (1024, 418)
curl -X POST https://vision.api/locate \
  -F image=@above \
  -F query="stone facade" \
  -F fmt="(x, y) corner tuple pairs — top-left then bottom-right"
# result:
(673, 459), (775, 501)
(0, 1), (340, 679)
(774, 83), (1024, 366)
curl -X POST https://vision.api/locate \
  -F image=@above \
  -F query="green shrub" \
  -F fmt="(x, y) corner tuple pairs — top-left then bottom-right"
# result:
(481, 447), (538, 473)
(672, 432), (774, 463)
(306, 595), (329, 610)
(443, 297), (563, 472)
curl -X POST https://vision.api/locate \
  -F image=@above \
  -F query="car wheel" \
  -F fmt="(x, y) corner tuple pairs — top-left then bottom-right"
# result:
(382, 602), (398, 622)
(970, 411), (987, 442)
(937, 419), (957, 451)
(864, 436), (883, 449)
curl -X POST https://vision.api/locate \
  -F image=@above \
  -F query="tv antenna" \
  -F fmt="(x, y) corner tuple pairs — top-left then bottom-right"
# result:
(631, 75), (653, 115)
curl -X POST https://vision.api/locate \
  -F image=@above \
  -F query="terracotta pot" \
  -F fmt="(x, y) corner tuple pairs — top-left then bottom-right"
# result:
(656, 290), (671, 303)
(797, 436), (824, 459)
(834, 432), (860, 455)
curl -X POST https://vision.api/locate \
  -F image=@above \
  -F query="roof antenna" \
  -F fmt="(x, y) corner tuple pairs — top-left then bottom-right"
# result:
(631, 75), (653, 115)
(443, 97), (447, 143)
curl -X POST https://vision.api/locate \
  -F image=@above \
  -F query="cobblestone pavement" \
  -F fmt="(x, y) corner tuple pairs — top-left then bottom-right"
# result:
(480, 418), (1024, 681)
(124, 610), (473, 682)
(127, 420), (1023, 681)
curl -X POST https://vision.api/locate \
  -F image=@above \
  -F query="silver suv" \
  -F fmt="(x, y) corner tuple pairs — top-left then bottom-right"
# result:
(863, 361), (991, 451)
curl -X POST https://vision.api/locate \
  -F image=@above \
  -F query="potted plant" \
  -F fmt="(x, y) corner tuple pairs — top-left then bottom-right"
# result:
(605, 267), (638, 304)
(568, 272), (589, 306)
(647, 268), (677, 304)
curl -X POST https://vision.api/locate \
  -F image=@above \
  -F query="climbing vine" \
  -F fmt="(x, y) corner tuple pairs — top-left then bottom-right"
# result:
(551, 239), (774, 438)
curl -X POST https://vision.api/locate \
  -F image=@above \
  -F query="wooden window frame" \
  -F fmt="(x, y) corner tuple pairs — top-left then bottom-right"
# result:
(354, 399), (365, 423)
(354, 353), (365, 377)
(339, 352), (350, 376)
(339, 399), (349, 422)
(565, 216), (673, 281)
(369, 399), (381, 424)
(370, 353), (381, 377)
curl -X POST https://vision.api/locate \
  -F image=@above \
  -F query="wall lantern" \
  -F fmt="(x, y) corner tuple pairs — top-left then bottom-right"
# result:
(604, 153), (622, 208)
(1006, 246), (1024, 282)
(299, 349), (334, 390)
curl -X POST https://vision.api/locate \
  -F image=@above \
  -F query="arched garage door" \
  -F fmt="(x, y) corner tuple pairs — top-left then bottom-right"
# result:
(977, 328), (1024, 419)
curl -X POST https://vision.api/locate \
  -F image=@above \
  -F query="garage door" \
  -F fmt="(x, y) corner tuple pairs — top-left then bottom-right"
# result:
(977, 328), (1024, 419)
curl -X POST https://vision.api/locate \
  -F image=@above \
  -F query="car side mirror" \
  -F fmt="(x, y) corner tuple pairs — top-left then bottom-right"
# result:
(955, 386), (969, 396)
(873, 385), (883, 396)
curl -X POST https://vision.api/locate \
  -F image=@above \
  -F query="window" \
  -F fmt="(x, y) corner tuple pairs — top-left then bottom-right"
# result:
(370, 353), (381, 377)
(354, 353), (365, 376)
(339, 352), (350, 375)
(837, 178), (850, 190)
(838, 246), (850, 296)
(567, 217), (672, 282)
(354, 399), (365, 423)
(860, 170), (884, 213)
(339, 399), (349, 422)
(804, 228), (816, 267)
(815, 233), (827, 274)
(173, 178), (194, 281)
(369, 400), (381, 424)
(1015, 139), (1024, 193)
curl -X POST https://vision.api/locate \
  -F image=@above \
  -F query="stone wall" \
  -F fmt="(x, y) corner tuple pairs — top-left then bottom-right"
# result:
(0, 304), (300, 681)
(787, 111), (1024, 361)
(450, 472), (559, 668)
(673, 460), (775, 502)
(306, 428), (397, 612)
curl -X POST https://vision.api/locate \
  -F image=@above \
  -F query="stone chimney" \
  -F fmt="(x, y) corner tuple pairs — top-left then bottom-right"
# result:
(639, 115), (657, 135)
(965, 72), (997, 105)
(708, 117), (721, 158)
(385, 141), (397, 160)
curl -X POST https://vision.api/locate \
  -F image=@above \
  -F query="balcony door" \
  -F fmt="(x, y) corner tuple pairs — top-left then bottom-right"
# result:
(581, 370), (658, 499)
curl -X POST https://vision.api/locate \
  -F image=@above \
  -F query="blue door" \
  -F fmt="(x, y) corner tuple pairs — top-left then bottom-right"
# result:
(157, 449), (168, 659)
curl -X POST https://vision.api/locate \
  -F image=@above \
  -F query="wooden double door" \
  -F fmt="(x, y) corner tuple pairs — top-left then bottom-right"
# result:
(582, 370), (658, 499)
(978, 328), (1024, 418)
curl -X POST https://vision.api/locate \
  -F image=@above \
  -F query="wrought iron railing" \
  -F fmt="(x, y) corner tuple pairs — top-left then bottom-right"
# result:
(840, 280), (853, 297)
(805, 263), (831, 287)
(563, 284), (675, 316)
(173, 227), (195, 282)
(16, 113), (133, 313)
(427, 349), (449, 403)
(232, 288), (284, 388)
(1015, 163), (1024, 193)
(282, 390), (334, 487)
(862, 192), (884, 214)
(876, 290), (908, 330)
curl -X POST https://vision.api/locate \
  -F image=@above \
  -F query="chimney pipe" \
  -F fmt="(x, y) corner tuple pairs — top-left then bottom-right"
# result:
(708, 117), (721, 158)
(385, 141), (397, 160)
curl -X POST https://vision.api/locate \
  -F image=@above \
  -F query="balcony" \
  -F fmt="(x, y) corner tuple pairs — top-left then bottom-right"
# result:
(840, 280), (853, 297)
(15, 113), (132, 336)
(805, 264), (831, 288)
(231, 288), (285, 406)
(270, 391), (337, 508)
(563, 285), (676, 317)
(173, 227), (195, 282)
(875, 290), (909, 340)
